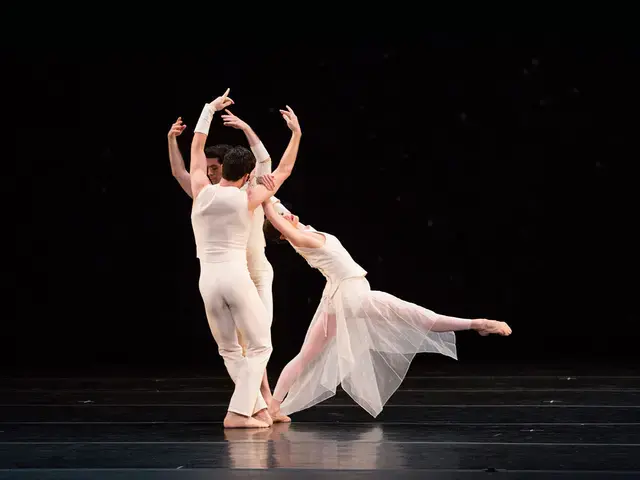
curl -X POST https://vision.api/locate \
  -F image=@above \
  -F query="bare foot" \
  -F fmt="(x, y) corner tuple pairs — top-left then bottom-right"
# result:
(473, 319), (512, 337)
(223, 412), (269, 429)
(268, 400), (292, 423)
(253, 408), (273, 426)
(273, 413), (292, 423)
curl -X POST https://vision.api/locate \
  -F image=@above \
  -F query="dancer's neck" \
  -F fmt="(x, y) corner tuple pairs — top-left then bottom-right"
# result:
(218, 179), (244, 189)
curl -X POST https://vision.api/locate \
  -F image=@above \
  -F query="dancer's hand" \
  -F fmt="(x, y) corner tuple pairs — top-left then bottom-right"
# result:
(168, 117), (186, 138)
(211, 88), (235, 111)
(221, 109), (250, 131)
(280, 106), (300, 134)
(256, 174), (276, 190)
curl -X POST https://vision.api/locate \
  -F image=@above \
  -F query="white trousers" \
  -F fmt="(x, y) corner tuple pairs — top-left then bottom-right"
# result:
(199, 260), (272, 416)
(247, 250), (274, 325)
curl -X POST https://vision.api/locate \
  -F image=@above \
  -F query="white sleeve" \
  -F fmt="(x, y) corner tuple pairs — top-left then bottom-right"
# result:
(251, 142), (270, 163)
(252, 142), (272, 176)
(270, 196), (291, 215)
(194, 104), (215, 135)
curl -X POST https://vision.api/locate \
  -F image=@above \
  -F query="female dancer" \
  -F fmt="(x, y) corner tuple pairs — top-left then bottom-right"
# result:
(261, 200), (511, 422)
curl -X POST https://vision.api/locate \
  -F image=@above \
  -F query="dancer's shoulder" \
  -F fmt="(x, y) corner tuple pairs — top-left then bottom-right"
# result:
(290, 229), (325, 250)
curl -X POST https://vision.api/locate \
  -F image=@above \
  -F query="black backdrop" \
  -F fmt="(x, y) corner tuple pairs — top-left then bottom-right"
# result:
(3, 34), (638, 374)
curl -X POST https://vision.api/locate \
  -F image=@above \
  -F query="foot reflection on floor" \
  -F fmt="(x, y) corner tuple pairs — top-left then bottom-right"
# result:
(224, 423), (416, 470)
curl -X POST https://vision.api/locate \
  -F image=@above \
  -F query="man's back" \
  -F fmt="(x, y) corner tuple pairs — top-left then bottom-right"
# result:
(193, 181), (272, 424)
(191, 184), (252, 263)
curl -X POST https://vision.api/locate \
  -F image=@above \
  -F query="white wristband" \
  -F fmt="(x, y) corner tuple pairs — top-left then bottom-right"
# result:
(194, 103), (215, 135)
(271, 197), (291, 215)
(251, 142), (270, 163)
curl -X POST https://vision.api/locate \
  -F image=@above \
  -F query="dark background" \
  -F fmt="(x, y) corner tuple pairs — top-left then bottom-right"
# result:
(3, 33), (638, 374)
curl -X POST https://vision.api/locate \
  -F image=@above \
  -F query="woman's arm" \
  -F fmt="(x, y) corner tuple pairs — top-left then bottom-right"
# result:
(263, 201), (322, 249)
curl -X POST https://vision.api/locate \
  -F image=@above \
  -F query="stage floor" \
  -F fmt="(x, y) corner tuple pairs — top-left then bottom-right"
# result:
(0, 364), (639, 479)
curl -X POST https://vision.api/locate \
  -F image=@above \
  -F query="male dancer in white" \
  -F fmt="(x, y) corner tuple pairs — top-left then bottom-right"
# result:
(168, 110), (280, 407)
(260, 201), (512, 422)
(190, 89), (301, 428)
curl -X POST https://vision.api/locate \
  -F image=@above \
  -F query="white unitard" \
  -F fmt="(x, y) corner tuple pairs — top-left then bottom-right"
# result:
(192, 184), (272, 416)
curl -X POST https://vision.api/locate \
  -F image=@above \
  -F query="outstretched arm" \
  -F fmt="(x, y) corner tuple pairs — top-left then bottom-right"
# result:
(190, 89), (234, 200)
(167, 117), (192, 198)
(263, 201), (321, 249)
(247, 106), (301, 211)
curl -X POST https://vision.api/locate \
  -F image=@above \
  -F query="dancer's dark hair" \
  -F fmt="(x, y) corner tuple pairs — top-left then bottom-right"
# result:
(221, 146), (256, 181)
(204, 144), (232, 162)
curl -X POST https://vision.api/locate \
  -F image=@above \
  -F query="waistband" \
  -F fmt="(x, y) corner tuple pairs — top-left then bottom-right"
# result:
(197, 249), (247, 264)
(322, 273), (368, 299)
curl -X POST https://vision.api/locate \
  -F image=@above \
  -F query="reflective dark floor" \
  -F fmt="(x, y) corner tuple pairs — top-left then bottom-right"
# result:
(1, 365), (639, 479)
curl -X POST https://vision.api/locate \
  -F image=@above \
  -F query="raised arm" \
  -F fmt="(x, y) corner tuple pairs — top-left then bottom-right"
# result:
(190, 89), (234, 200)
(247, 106), (301, 211)
(167, 117), (192, 198)
(262, 201), (321, 249)
(221, 109), (272, 182)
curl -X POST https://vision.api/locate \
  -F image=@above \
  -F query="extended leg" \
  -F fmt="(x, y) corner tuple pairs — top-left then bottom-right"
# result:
(368, 291), (511, 335)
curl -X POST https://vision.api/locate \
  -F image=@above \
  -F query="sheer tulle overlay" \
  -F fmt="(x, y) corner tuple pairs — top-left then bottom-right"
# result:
(279, 277), (458, 418)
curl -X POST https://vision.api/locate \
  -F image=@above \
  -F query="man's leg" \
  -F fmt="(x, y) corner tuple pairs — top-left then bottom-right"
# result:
(248, 254), (275, 402)
(237, 327), (271, 404)
(226, 266), (274, 424)
(200, 262), (270, 428)
(201, 292), (269, 428)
